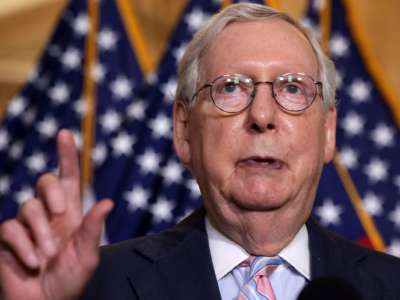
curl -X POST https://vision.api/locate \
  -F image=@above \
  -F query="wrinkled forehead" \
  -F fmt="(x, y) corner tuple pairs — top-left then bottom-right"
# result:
(199, 19), (319, 80)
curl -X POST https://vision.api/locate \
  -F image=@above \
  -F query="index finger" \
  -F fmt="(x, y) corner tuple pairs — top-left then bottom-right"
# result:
(57, 129), (80, 182)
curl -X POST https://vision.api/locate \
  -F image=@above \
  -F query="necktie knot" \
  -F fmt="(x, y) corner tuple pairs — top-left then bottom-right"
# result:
(238, 256), (282, 300)
(249, 256), (282, 278)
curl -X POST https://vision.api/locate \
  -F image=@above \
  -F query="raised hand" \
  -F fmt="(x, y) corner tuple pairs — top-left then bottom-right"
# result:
(0, 129), (113, 300)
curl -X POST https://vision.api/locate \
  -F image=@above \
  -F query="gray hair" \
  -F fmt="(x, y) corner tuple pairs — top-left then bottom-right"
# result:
(175, 3), (336, 109)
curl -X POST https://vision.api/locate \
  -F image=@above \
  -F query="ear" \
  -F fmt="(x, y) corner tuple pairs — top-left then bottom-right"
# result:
(173, 100), (192, 166)
(323, 107), (337, 163)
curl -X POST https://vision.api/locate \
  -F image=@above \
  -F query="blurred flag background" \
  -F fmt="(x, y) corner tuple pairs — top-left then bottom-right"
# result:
(0, 0), (399, 255)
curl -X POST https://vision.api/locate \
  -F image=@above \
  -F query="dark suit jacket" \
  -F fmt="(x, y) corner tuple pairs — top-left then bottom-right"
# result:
(81, 208), (400, 299)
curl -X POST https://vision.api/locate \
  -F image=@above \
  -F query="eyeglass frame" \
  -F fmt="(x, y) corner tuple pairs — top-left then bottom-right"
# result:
(190, 72), (323, 113)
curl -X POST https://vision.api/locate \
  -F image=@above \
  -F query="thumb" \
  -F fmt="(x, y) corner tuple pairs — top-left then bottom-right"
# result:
(74, 199), (114, 271)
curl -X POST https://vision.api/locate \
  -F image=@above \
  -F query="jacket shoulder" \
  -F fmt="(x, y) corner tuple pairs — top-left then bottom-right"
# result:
(81, 209), (209, 300)
(308, 218), (400, 299)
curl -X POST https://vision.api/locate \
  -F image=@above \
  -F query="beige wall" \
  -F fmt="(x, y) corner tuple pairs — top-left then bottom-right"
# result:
(0, 0), (399, 118)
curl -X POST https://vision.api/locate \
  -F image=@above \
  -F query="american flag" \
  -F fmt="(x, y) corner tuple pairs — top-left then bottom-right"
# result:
(92, 0), (225, 242)
(0, 0), (399, 257)
(0, 1), (89, 217)
(0, 0), (250, 242)
(305, 0), (400, 257)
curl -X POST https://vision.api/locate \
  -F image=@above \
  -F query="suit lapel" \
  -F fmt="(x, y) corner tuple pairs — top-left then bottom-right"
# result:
(126, 208), (222, 300)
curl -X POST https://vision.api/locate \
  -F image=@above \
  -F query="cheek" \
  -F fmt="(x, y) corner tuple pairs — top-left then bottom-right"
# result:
(190, 117), (240, 183)
(291, 122), (327, 179)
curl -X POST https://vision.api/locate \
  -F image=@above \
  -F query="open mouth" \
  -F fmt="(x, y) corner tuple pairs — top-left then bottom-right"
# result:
(238, 156), (284, 169)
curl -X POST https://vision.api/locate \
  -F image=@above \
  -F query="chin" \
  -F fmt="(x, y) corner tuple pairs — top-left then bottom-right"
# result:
(229, 189), (288, 212)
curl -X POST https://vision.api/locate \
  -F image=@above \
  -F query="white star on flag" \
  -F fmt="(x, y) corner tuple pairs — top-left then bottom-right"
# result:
(161, 160), (183, 185)
(98, 27), (118, 51)
(330, 33), (349, 57)
(127, 100), (146, 120)
(61, 47), (81, 70)
(347, 79), (371, 103)
(48, 82), (70, 104)
(124, 186), (150, 211)
(364, 157), (388, 183)
(151, 197), (175, 223)
(341, 111), (365, 136)
(110, 75), (133, 100)
(112, 132), (135, 156)
(362, 191), (383, 216)
(26, 153), (47, 174)
(370, 123), (395, 148)
(149, 114), (172, 138)
(37, 117), (59, 139)
(339, 146), (359, 169)
(72, 13), (89, 35)
(7, 96), (27, 117)
(185, 8), (209, 32)
(315, 198), (343, 226)
(100, 110), (122, 133)
(137, 149), (161, 174)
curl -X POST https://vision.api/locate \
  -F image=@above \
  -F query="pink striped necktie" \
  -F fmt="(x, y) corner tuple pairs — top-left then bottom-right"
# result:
(238, 256), (282, 300)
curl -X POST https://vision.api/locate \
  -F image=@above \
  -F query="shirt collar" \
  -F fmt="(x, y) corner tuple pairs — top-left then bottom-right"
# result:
(205, 217), (310, 280)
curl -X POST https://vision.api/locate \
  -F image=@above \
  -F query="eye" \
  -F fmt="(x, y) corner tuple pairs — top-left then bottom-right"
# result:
(223, 81), (239, 93)
(283, 83), (302, 94)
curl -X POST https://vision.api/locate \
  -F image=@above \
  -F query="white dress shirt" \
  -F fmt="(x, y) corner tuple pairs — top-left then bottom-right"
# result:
(206, 218), (310, 300)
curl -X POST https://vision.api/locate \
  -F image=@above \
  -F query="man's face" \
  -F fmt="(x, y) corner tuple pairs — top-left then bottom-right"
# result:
(174, 20), (336, 233)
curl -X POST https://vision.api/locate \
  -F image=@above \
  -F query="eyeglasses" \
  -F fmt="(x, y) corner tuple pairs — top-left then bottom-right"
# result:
(191, 73), (322, 113)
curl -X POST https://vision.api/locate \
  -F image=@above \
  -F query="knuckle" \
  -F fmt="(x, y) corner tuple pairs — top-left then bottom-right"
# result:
(36, 173), (64, 203)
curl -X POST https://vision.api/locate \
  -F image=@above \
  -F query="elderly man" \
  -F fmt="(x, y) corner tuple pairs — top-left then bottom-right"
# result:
(0, 3), (399, 300)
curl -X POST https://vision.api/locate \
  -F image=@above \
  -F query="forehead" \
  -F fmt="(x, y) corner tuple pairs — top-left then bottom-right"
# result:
(202, 19), (319, 80)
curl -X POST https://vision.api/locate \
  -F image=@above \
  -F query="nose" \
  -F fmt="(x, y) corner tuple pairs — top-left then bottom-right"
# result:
(245, 83), (277, 133)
